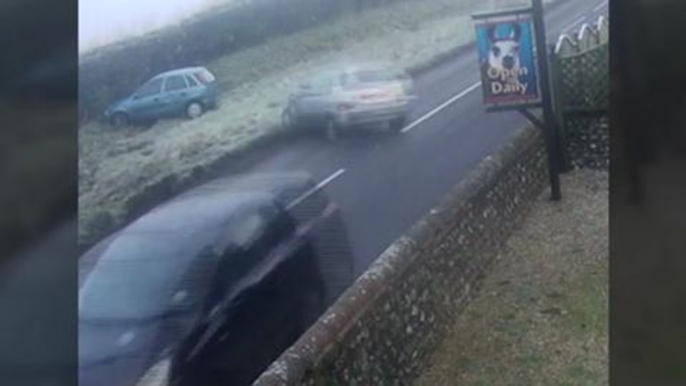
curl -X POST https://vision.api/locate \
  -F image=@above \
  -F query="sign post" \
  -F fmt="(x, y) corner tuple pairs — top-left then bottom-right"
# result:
(531, 0), (561, 200)
(472, 0), (561, 200)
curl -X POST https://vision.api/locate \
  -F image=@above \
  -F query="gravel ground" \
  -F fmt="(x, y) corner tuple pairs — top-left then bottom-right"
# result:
(415, 169), (608, 386)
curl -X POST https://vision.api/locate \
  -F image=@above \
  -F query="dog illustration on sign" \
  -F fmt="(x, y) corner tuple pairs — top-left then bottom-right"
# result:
(481, 22), (529, 96)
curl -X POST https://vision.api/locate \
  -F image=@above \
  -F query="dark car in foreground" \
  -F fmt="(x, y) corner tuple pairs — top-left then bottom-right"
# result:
(78, 172), (353, 386)
(104, 67), (218, 128)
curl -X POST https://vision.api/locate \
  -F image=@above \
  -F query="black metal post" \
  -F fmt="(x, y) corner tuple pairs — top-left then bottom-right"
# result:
(532, 0), (562, 200)
(548, 43), (571, 173)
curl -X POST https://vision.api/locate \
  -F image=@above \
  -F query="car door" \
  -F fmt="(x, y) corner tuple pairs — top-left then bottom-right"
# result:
(176, 204), (298, 384)
(129, 77), (165, 120)
(161, 75), (190, 116)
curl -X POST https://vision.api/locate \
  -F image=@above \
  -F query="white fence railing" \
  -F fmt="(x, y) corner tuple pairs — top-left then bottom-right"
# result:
(554, 15), (608, 57)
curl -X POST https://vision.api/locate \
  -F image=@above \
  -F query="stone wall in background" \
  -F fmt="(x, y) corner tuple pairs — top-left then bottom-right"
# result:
(253, 125), (549, 386)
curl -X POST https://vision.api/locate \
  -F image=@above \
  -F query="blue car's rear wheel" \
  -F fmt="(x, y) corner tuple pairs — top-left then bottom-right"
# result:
(186, 102), (204, 119)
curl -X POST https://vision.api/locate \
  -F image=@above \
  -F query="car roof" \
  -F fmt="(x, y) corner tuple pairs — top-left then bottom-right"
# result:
(129, 190), (273, 233)
(154, 66), (208, 79)
(78, 172), (322, 283)
(303, 62), (404, 82)
(84, 172), (316, 247)
(179, 171), (317, 208)
(341, 61), (399, 73)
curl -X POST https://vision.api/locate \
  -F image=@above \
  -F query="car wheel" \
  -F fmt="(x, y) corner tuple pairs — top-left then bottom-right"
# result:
(325, 118), (339, 141)
(111, 113), (129, 128)
(186, 102), (204, 119)
(389, 116), (407, 133)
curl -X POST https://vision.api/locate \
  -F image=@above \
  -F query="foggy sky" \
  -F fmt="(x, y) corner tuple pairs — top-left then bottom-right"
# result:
(79, 0), (239, 53)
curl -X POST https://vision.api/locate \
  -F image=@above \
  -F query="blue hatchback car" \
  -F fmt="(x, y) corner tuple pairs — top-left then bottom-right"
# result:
(104, 67), (218, 127)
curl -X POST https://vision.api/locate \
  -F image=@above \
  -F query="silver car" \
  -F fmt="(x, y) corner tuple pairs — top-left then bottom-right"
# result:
(282, 63), (415, 140)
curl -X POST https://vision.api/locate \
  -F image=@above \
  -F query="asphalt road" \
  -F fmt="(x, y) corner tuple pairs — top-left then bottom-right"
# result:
(221, 0), (610, 276)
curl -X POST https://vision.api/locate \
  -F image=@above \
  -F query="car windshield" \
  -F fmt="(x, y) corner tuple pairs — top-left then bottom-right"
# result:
(79, 232), (218, 321)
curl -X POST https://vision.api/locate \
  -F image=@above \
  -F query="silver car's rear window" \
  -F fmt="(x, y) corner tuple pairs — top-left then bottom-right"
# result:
(342, 68), (407, 89)
(357, 69), (396, 82)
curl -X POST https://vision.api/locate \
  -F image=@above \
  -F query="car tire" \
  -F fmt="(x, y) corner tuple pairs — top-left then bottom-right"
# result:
(111, 113), (129, 128)
(186, 102), (204, 119)
(325, 118), (339, 141)
(389, 116), (407, 133)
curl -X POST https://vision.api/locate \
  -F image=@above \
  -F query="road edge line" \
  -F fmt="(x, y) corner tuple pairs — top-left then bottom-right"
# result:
(401, 81), (481, 134)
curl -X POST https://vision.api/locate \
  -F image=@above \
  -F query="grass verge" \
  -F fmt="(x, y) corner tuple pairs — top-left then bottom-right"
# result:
(415, 169), (608, 386)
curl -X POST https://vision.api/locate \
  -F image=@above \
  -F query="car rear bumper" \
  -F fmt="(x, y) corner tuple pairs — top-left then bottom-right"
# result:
(337, 100), (411, 127)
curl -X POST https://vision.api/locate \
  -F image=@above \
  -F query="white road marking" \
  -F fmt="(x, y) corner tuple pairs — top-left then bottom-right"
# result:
(562, 16), (586, 33)
(401, 81), (482, 133)
(593, 1), (608, 13)
(286, 168), (346, 210)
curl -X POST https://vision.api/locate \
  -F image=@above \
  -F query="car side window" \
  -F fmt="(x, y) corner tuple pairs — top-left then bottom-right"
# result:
(213, 204), (293, 290)
(136, 78), (164, 98)
(164, 75), (188, 92)
(185, 74), (199, 88)
(232, 212), (267, 249)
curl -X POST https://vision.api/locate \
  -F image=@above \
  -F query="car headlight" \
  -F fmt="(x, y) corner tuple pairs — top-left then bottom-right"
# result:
(135, 358), (171, 386)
